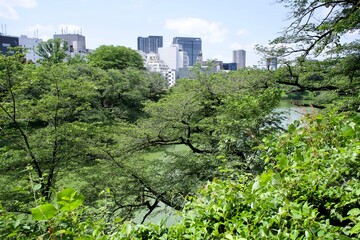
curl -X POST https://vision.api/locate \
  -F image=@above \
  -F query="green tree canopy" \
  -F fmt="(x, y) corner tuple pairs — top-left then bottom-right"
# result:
(256, 0), (360, 112)
(35, 38), (69, 65)
(259, 0), (359, 58)
(0, 52), (168, 218)
(94, 67), (283, 216)
(87, 45), (144, 70)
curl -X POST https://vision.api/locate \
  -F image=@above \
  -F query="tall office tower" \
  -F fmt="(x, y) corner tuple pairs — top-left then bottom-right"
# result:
(137, 36), (163, 54)
(172, 37), (202, 66)
(233, 49), (246, 69)
(54, 33), (87, 54)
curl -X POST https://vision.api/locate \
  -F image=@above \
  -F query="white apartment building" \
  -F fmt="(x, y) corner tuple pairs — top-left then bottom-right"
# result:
(18, 35), (42, 63)
(146, 52), (176, 86)
(164, 69), (176, 87)
(158, 44), (189, 71)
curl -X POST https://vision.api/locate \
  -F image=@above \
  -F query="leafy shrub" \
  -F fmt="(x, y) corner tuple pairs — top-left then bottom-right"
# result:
(127, 111), (360, 239)
(1, 111), (359, 239)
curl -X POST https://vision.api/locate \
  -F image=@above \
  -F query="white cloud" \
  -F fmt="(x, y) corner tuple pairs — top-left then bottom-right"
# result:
(27, 24), (54, 33)
(25, 24), (54, 39)
(130, 0), (144, 9)
(58, 24), (82, 34)
(211, 53), (226, 61)
(236, 29), (247, 36)
(229, 42), (258, 52)
(0, 0), (38, 19)
(25, 24), (82, 40)
(164, 17), (228, 43)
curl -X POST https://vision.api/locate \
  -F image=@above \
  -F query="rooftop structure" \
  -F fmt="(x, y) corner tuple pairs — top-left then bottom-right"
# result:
(54, 33), (87, 55)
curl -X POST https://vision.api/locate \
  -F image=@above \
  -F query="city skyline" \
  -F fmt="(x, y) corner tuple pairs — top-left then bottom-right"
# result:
(2, 1), (357, 66)
(0, 0), (294, 66)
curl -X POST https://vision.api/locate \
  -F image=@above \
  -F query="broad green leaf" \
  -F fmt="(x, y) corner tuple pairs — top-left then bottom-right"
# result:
(252, 180), (260, 193)
(56, 188), (84, 211)
(348, 208), (360, 216)
(350, 222), (360, 234)
(33, 183), (42, 191)
(279, 156), (288, 168)
(288, 123), (296, 132)
(341, 125), (355, 138)
(260, 170), (274, 185)
(31, 203), (57, 220)
(225, 233), (234, 240)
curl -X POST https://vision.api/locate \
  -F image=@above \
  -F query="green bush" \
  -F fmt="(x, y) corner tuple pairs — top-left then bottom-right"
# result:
(128, 111), (360, 239)
(1, 111), (359, 239)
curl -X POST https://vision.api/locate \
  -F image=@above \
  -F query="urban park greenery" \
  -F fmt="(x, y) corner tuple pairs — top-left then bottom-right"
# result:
(0, 0), (359, 239)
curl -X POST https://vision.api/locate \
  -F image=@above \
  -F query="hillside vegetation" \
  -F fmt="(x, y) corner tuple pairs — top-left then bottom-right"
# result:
(0, 0), (359, 239)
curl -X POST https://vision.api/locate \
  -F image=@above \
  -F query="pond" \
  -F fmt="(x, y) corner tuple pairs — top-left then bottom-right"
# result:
(133, 100), (318, 225)
(276, 100), (318, 127)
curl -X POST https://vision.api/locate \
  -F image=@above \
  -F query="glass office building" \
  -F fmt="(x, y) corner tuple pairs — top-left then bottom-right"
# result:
(172, 37), (202, 66)
(137, 36), (163, 54)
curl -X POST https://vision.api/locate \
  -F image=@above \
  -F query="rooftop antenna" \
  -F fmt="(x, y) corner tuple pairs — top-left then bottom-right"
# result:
(37, 29), (39, 38)
(1, 24), (3, 34)
(4, 24), (6, 35)
(80, 28), (82, 35)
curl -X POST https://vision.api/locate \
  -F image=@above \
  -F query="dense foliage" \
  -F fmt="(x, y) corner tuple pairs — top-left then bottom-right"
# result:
(35, 38), (69, 65)
(1, 111), (359, 239)
(87, 45), (145, 71)
(256, 0), (359, 111)
(120, 111), (360, 239)
(0, 0), (359, 238)
(0, 48), (168, 215)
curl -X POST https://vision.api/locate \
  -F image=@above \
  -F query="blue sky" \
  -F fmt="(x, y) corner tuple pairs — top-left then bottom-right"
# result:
(0, 0), (293, 66)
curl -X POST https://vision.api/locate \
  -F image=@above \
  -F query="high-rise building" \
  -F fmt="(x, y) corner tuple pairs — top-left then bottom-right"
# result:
(233, 49), (246, 69)
(158, 44), (189, 70)
(172, 37), (202, 66)
(54, 33), (87, 55)
(137, 36), (163, 54)
(0, 34), (19, 55)
(266, 57), (278, 70)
